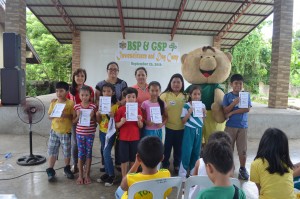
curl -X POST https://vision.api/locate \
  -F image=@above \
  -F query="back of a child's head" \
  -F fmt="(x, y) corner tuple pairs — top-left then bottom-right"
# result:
(208, 131), (232, 145)
(123, 87), (138, 98)
(56, 81), (69, 92)
(255, 128), (293, 175)
(230, 74), (244, 83)
(203, 139), (233, 174)
(138, 136), (164, 169)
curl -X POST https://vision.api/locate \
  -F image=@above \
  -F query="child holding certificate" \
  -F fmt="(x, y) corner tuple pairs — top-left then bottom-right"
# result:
(179, 85), (206, 179)
(115, 87), (143, 178)
(95, 83), (119, 186)
(141, 81), (168, 140)
(46, 81), (75, 182)
(223, 74), (251, 180)
(73, 86), (97, 185)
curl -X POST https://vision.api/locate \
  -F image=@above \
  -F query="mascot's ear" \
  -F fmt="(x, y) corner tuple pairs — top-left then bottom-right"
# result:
(181, 54), (188, 64)
(225, 52), (232, 62)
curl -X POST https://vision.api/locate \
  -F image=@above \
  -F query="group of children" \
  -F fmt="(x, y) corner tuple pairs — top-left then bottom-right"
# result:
(45, 70), (300, 198)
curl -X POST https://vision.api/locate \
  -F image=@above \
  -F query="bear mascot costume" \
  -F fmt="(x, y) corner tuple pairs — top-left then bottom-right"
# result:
(181, 46), (232, 143)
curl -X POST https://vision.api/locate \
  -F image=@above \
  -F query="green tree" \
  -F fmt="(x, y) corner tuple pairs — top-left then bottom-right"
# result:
(26, 11), (72, 82)
(290, 30), (300, 86)
(230, 22), (272, 93)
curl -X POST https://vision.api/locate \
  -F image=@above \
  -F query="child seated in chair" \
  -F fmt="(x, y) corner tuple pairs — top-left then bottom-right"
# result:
(196, 138), (246, 199)
(115, 136), (171, 199)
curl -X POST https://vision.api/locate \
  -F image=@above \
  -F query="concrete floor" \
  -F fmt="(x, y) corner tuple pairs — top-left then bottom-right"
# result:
(0, 134), (300, 199)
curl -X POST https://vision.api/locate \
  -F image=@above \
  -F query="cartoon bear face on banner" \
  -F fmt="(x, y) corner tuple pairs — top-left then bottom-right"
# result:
(181, 46), (232, 84)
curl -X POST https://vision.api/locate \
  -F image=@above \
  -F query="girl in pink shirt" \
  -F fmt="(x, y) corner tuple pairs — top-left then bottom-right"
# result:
(141, 81), (168, 140)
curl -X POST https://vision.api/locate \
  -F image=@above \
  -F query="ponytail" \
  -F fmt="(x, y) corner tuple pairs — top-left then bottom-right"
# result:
(157, 97), (165, 116)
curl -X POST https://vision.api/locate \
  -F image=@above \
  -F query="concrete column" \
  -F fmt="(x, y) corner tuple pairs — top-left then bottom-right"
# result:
(213, 36), (221, 49)
(268, 0), (293, 108)
(5, 0), (26, 69)
(72, 31), (81, 73)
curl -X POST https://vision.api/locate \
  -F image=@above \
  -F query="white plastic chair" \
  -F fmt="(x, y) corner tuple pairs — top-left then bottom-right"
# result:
(183, 176), (241, 199)
(128, 177), (183, 199)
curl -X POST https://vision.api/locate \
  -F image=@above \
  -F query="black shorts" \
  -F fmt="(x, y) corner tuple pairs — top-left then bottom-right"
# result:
(119, 140), (139, 163)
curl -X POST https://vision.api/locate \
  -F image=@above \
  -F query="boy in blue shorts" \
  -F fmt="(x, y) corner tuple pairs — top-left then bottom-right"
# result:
(223, 74), (251, 180)
(46, 81), (74, 181)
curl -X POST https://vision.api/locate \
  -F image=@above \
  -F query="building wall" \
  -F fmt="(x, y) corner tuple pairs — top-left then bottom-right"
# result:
(81, 32), (212, 90)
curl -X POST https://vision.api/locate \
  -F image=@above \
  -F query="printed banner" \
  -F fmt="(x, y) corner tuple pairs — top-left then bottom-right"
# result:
(115, 40), (180, 67)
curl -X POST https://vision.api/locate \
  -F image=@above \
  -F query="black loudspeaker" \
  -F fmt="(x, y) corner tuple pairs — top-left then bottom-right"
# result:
(1, 68), (26, 105)
(3, 32), (21, 68)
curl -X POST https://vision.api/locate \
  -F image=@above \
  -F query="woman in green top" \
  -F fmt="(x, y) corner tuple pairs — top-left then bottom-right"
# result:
(160, 73), (186, 174)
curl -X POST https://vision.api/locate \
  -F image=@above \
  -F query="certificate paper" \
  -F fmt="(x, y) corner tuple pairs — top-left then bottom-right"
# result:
(238, 92), (249, 108)
(150, 107), (162, 124)
(192, 101), (204, 117)
(99, 96), (111, 114)
(126, 103), (138, 121)
(79, 109), (92, 126)
(50, 103), (66, 118)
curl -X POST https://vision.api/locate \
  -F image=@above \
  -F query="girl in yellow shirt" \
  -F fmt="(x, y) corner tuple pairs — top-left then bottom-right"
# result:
(250, 128), (296, 199)
(160, 73), (187, 174)
(96, 83), (119, 186)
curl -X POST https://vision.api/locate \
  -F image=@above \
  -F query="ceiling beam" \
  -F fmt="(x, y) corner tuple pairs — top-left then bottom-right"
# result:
(116, 0), (125, 39)
(194, 0), (272, 6)
(225, 10), (273, 49)
(216, 0), (256, 41)
(26, 5), (268, 17)
(51, 0), (77, 33)
(170, 0), (188, 41)
(37, 15), (256, 26)
(46, 24), (248, 33)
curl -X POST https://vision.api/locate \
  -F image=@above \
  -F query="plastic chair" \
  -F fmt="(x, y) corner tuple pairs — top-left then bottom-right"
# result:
(183, 176), (241, 199)
(128, 177), (183, 199)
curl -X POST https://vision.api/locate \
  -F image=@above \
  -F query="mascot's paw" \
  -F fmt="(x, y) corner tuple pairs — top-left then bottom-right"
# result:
(211, 103), (225, 123)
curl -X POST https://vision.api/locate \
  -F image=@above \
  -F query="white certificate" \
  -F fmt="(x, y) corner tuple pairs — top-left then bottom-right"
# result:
(192, 101), (204, 117)
(238, 92), (249, 108)
(50, 103), (66, 118)
(99, 96), (111, 114)
(126, 103), (138, 121)
(79, 109), (92, 126)
(150, 107), (162, 124)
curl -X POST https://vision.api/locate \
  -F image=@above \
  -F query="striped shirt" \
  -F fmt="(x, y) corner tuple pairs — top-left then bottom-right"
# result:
(181, 102), (205, 128)
(74, 103), (97, 135)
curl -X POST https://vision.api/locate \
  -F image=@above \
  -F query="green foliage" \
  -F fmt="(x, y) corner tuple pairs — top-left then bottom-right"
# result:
(26, 11), (72, 85)
(290, 30), (300, 86)
(230, 22), (272, 94)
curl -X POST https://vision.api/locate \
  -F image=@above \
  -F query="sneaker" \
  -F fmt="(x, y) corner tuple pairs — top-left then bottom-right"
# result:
(46, 168), (56, 182)
(64, 165), (74, 179)
(104, 176), (115, 187)
(238, 167), (249, 180)
(96, 173), (109, 183)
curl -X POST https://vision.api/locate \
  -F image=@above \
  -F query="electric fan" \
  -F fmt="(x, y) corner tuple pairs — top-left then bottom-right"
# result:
(16, 97), (46, 166)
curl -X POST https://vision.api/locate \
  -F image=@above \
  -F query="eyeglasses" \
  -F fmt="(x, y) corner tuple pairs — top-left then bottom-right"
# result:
(108, 69), (119, 72)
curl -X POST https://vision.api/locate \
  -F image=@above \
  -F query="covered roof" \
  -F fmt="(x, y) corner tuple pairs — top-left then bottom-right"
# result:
(26, 0), (274, 49)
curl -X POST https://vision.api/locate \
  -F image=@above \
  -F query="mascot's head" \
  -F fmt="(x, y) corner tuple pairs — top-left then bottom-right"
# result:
(181, 46), (232, 84)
